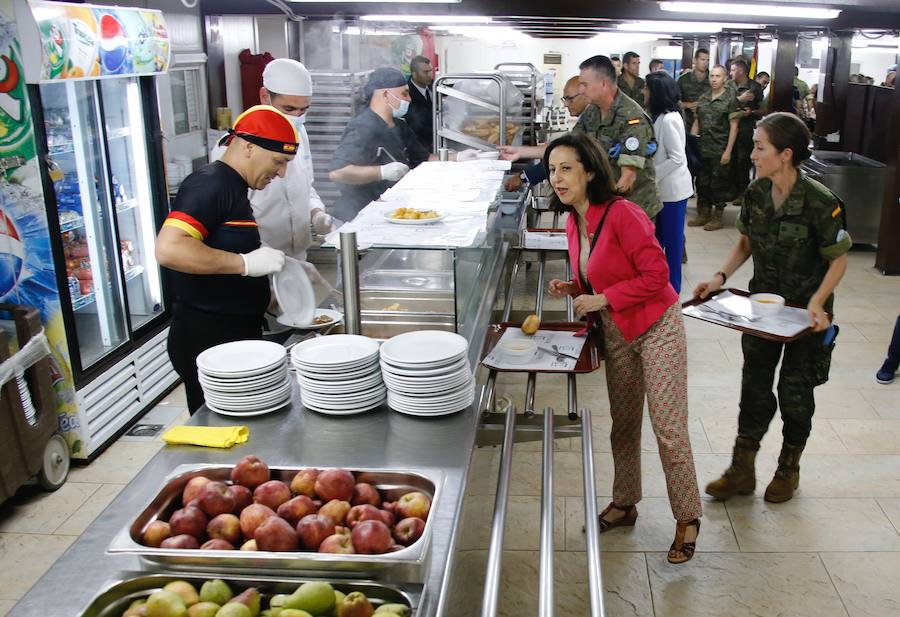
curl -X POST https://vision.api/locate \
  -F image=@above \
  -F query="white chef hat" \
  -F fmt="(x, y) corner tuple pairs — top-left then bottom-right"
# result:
(263, 58), (313, 97)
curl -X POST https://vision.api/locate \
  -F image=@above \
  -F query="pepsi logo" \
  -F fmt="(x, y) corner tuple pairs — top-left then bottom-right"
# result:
(98, 14), (129, 73)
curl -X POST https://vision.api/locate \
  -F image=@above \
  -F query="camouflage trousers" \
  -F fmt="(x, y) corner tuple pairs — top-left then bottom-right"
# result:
(696, 155), (735, 208)
(731, 129), (755, 196)
(738, 331), (833, 447)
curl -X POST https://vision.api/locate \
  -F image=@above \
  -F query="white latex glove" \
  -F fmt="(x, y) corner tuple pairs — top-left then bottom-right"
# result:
(311, 210), (335, 234)
(240, 246), (285, 277)
(380, 162), (410, 181)
(456, 149), (480, 162)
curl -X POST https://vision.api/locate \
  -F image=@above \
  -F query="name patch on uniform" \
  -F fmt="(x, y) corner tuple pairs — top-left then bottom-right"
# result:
(627, 118), (641, 125)
(778, 222), (809, 240)
(831, 205), (842, 219)
(624, 137), (640, 152)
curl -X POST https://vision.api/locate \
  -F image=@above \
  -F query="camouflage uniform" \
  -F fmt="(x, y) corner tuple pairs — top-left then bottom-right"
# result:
(573, 93), (662, 219)
(617, 74), (646, 109)
(734, 173), (852, 447)
(677, 70), (711, 131)
(728, 79), (765, 196)
(695, 90), (738, 215)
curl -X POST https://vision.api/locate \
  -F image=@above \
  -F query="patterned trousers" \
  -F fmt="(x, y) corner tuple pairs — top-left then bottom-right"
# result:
(601, 302), (703, 521)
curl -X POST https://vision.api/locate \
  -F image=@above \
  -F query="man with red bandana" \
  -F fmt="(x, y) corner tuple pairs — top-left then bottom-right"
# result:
(155, 105), (297, 413)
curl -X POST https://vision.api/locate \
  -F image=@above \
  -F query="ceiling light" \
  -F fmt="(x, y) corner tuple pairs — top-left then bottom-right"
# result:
(617, 21), (764, 33)
(659, 2), (841, 20)
(361, 15), (490, 23)
(852, 34), (900, 49)
(590, 32), (668, 44)
(437, 25), (529, 39)
(291, 0), (460, 4)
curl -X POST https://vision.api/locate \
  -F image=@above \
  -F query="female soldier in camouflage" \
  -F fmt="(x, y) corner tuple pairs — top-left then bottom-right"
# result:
(694, 112), (851, 503)
(689, 65), (738, 231)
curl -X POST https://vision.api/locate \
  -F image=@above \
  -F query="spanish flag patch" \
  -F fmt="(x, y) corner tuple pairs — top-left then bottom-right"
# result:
(163, 211), (208, 240)
(831, 206), (841, 219)
(627, 118), (641, 125)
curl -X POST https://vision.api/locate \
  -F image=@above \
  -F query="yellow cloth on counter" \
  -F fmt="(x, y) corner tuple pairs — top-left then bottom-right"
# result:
(162, 425), (249, 448)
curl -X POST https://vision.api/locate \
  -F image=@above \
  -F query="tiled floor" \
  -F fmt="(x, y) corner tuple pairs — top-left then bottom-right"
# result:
(0, 204), (898, 616)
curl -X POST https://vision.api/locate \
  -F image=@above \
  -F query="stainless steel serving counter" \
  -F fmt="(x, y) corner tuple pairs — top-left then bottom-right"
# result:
(8, 383), (482, 617)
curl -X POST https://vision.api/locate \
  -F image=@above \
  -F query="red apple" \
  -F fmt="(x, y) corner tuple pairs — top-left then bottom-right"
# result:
(315, 469), (355, 502)
(351, 483), (382, 507)
(142, 520), (172, 547)
(346, 504), (382, 529)
(290, 468), (320, 498)
(239, 503), (276, 539)
(318, 500), (351, 525)
(227, 484), (253, 513)
(395, 492), (431, 521)
(318, 533), (355, 554)
(254, 516), (299, 551)
(230, 455), (270, 490)
(240, 539), (257, 551)
(207, 513), (242, 545)
(201, 538), (235, 550)
(296, 514), (336, 550)
(197, 481), (236, 518)
(253, 480), (292, 510)
(182, 476), (212, 505)
(169, 506), (208, 539)
(350, 519), (392, 554)
(378, 509), (395, 527)
(277, 495), (317, 527)
(161, 534), (200, 549)
(382, 501), (396, 516)
(392, 517), (426, 546)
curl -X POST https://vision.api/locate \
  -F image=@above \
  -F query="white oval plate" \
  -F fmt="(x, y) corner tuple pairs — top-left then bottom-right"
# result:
(272, 257), (316, 326)
(302, 396), (385, 416)
(292, 334), (380, 366)
(299, 373), (384, 393)
(197, 340), (286, 376)
(380, 358), (470, 378)
(207, 399), (292, 417)
(383, 212), (446, 225)
(380, 331), (468, 366)
(277, 308), (344, 330)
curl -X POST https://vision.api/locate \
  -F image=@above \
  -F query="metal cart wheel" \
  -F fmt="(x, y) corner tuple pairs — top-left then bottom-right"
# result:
(38, 434), (70, 491)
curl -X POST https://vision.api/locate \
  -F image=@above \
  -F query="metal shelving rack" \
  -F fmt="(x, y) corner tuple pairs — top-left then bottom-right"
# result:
(433, 72), (531, 152)
(305, 71), (372, 209)
(494, 63), (543, 146)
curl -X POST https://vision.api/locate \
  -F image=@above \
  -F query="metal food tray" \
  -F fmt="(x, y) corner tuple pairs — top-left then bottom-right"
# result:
(81, 572), (422, 617)
(108, 464), (442, 574)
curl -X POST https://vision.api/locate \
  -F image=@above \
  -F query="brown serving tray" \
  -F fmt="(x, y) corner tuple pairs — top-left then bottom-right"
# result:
(682, 288), (827, 343)
(108, 464), (441, 574)
(479, 322), (602, 373)
(81, 573), (421, 617)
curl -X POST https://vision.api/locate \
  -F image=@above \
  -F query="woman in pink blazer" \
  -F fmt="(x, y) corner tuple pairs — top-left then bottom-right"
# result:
(545, 132), (702, 564)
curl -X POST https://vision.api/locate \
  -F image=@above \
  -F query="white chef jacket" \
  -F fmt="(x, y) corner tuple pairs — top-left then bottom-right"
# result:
(210, 124), (325, 261)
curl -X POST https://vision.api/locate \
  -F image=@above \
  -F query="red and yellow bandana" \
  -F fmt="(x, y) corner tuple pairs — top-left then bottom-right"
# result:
(224, 105), (299, 154)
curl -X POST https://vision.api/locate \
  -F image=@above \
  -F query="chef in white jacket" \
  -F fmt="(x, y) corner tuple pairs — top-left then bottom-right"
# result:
(212, 58), (333, 262)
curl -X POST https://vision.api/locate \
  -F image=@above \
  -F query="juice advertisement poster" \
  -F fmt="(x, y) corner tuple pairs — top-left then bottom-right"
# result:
(0, 2), (82, 456)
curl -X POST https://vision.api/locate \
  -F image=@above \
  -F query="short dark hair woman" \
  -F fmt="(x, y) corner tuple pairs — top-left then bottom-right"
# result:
(543, 132), (702, 564)
(697, 112), (851, 504)
(644, 72), (693, 293)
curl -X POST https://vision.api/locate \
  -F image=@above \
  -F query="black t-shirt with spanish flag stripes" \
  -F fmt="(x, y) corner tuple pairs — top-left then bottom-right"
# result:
(164, 161), (270, 316)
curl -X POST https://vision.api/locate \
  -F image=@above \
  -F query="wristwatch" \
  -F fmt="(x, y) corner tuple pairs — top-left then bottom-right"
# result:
(715, 271), (728, 284)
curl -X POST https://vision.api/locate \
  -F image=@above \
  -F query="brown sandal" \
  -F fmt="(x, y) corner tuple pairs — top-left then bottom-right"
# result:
(667, 518), (700, 564)
(597, 502), (638, 533)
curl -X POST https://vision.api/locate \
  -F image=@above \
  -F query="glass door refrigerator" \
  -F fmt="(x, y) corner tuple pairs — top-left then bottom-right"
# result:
(17, 1), (178, 459)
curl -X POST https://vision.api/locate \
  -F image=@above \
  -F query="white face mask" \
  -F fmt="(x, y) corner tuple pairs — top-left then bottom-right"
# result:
(388, 92), (409, 118)
(290, 114), (306, 130)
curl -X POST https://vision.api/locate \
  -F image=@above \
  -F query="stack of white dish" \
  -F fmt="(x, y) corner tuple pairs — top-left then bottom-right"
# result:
(197, 340), (291, 417)
(291, 335), (385, 415)
(380, 331), (474, 416)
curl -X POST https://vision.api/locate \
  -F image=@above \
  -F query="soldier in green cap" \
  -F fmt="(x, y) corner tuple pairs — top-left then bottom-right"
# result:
(728, 57), (765, 204)
(678, 47), (711, 131)
(689, 64), (739, 230)
(499, 55), (661, 221)
(618, 51), (646, 107)
(694, 112), (850, 505)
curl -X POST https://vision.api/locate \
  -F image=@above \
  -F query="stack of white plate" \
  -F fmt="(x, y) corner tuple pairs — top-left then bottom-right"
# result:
(197, 340), (291, 417)
(380, 331), (474, 416)
(291, 335), (385, 415)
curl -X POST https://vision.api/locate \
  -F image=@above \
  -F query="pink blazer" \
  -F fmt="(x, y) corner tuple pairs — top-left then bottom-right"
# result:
(567, 198), (678, 342)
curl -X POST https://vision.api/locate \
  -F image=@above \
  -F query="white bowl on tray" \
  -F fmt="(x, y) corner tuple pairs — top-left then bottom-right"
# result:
(497, 338), (537, 364)
(749, 293), (785, 317)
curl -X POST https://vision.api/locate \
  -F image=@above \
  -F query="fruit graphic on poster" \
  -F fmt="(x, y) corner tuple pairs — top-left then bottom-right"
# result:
(97, 12), (131, 75)
(62, 8), (100, 79)
(38, 18), (67, 80)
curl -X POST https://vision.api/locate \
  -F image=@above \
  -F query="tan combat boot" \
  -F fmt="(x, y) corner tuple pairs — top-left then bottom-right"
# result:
(764, 443), (805, 503)
(703, 205), (725, 231)
(687, 205), (711, 227)
(705, 435), (759, 500)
